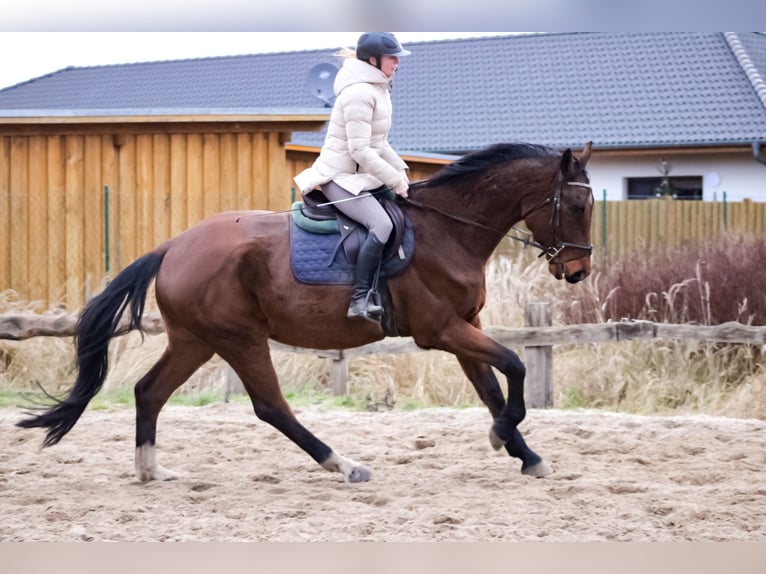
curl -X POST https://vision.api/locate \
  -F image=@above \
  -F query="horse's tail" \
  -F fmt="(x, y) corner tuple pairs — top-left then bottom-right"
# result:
(16, 246), (169, 447)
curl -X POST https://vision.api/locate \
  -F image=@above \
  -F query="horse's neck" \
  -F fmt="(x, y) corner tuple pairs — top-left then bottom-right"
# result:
(410, 180), (528, 258)
(407, 196), (515, 262)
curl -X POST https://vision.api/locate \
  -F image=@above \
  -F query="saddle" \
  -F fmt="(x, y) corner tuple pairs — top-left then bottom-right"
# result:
(289, 187), (415, 336)
(297, 187), (408, 265)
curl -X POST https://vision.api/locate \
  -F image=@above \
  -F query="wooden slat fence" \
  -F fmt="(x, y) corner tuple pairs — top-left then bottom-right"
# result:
(592, 197), (766, 262)
(0, 131), (291, 309)
(3, 129), (766, 308)
(4, 187), (765, 311)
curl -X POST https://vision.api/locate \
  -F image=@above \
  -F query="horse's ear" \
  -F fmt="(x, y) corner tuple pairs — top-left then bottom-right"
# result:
(561, 142), (593, 177)
(560, 148), (574, 177)
(578, 141), (593, 167)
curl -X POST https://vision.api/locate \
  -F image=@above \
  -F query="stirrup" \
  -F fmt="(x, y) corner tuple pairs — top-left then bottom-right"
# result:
(347, 293), (383, 322)
(347, 309), (382, 323)
(347, 308), (383, 323)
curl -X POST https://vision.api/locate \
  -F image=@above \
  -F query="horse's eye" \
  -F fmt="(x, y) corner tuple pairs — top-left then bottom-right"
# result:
(569, 204), (585, 216)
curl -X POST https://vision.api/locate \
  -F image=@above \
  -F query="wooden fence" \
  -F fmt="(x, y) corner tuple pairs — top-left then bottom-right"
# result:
(0, 130), (294, 308)
(3, 189), (765, 312)
(592, 197), (766, 262)
(0, 142), (447, 309)
(2, 128), (765, 308)
(3, 303), (766, 409)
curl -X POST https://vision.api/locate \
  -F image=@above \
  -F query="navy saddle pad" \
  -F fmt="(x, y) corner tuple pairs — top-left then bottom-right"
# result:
(290, 216), (415, 285)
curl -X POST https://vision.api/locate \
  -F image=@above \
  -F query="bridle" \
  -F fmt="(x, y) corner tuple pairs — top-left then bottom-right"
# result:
(523, 177), (594, 262)
(404, 176), (594, 264)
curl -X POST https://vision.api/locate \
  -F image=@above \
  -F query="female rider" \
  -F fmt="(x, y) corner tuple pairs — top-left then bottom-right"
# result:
(294, 32), (411, 322)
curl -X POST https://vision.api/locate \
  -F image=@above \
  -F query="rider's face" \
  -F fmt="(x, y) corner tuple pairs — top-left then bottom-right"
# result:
(379, 55), (400, 78)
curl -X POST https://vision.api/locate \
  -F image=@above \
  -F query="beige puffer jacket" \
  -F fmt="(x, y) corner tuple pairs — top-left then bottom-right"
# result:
(293, 57), (408, 195)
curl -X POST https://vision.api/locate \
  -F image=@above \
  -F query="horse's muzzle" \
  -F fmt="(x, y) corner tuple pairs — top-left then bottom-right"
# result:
(549, 256), (591, 283)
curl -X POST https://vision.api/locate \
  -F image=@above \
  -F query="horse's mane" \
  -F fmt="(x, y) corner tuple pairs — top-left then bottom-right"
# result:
(422, 143), (558, 188)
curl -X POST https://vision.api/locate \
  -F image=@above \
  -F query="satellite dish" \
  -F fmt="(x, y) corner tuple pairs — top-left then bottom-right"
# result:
(306, 63), (338, 107)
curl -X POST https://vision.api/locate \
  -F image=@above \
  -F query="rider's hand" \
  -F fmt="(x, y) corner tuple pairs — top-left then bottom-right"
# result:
(393, 177), (409, 198)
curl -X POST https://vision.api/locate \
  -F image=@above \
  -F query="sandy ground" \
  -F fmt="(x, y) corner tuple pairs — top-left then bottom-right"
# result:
(1, 402), (764, 542)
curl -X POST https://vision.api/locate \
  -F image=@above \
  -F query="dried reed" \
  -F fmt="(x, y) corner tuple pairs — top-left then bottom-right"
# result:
(1, 237), (764, 419)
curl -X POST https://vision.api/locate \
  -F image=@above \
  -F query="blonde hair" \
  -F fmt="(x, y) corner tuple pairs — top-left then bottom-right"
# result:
(335, 47), (357, 60)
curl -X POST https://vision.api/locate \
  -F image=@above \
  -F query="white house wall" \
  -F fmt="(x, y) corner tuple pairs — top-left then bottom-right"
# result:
(588, 151), (766, 202)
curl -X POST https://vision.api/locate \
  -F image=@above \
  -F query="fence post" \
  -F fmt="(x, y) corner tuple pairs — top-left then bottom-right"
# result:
(224, 350), (348, 399)
(331, 350), (349, 396)
(223, 363), (245, 402)
(524, 302), (553, 408)
(601, 188), (608, 264)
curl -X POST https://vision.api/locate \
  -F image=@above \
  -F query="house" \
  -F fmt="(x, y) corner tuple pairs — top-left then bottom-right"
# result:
(1, 32), (765, 202)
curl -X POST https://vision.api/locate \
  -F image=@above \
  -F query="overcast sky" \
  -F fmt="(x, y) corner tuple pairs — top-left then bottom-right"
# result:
(1, 0), (763, 91)
(0, 32), (514, 91)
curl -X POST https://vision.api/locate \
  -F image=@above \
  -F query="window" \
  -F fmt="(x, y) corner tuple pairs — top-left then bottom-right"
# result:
(626, 176), (703, 200)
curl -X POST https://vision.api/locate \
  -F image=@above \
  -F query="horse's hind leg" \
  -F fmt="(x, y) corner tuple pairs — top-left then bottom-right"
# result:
(222, 342), (371, 483)
(134, 336), (214, 481)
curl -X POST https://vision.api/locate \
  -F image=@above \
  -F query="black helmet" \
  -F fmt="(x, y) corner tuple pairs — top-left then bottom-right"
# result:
(356, 32), (411, 62)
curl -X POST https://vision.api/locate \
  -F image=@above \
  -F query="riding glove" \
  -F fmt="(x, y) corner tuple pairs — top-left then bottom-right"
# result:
(393, 177), (409, 198)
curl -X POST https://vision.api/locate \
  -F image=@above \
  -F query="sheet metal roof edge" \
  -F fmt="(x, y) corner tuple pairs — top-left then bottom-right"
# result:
(286, 142), (460, 163)
(393, 149), (461, 162)
(0, 107), (331, 118)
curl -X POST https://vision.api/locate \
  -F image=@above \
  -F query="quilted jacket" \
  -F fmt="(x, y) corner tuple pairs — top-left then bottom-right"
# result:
(293, 57), (408, 195)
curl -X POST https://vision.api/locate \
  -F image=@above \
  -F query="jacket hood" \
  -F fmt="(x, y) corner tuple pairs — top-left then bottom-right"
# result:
(334, 58), (391, 96)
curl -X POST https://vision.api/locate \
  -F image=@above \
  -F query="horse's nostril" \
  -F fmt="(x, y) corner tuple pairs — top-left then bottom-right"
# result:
(566, 271), (586, 284)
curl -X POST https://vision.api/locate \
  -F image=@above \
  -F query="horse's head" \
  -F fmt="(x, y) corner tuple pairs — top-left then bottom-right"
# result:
(522, 142), (594, 284)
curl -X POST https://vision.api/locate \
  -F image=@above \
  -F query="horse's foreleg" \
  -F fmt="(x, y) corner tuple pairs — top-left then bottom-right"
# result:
(457, 357), (551, 477)
(223, 343), (371, 483)
(438, 320), (552, 477)
(134, 339), (214, 482)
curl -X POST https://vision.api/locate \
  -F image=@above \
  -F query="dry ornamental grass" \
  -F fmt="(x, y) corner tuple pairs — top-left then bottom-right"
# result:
(1, 236), (765, 419)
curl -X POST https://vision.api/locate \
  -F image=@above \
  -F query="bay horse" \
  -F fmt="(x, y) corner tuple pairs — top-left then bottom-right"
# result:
(17, 141), (594, 483)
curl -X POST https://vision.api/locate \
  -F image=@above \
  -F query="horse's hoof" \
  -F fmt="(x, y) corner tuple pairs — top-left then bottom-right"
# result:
(522, 460), (553, 478)
(135, 445), (180, 482)
(348, 466), (372, 483)
(137, 466), (179, 482)
(489, 427), (507, 451)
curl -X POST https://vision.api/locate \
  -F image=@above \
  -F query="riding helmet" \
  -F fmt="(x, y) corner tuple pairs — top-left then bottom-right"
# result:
(356, 32), (411, 63)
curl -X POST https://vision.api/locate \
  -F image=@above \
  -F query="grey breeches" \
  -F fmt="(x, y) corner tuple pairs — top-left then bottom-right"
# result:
(320, 181), (393, 244)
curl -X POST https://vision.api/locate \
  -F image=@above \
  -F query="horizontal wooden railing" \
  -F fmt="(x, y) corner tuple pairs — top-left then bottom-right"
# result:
(4, 311), (765, 346)
(3, 305), (765, 409)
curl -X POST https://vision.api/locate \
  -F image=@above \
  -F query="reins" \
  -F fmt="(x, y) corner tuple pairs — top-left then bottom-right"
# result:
(235, 176), (593, 263)
(404, 177), (593, 262)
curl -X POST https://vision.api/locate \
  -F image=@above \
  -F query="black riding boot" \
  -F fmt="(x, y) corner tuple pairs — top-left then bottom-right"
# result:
(347, 234), (385, 322)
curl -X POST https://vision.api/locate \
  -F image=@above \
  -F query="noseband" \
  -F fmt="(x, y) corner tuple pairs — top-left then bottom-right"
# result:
(405, 177), (593, 263)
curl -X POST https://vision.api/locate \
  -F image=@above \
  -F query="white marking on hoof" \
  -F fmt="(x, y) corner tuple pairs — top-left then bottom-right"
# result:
(489, 426), (507, 451)
(522, 459), (553, 478)
(321, 451), (371, 483)
(135, 444), (180, 482)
